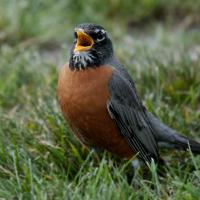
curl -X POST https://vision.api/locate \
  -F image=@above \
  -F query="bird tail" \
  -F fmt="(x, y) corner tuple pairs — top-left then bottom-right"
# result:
(148, 112), (200, 154)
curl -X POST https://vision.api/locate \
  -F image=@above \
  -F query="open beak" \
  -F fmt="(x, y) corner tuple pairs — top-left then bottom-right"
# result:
(74, 30), (94, 52)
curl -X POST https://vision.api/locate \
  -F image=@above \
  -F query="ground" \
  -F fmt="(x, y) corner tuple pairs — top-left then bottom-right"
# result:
(0, 0), (200, 199)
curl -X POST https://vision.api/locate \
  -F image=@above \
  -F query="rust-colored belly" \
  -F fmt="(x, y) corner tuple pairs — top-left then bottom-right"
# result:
(57, 64), (134, 158)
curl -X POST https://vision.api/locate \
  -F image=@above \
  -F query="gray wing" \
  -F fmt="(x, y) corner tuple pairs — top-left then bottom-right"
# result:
(107, 70), (159, 163)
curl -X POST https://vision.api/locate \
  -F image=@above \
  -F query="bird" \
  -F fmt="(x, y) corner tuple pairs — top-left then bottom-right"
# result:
(57, 23), (200, 165)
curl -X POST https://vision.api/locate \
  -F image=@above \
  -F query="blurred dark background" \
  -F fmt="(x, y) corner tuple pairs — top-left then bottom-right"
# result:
(0, 0), (200, 46)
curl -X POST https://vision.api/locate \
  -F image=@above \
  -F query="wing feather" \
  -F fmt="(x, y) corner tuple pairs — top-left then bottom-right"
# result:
(107, 70), (159, 163)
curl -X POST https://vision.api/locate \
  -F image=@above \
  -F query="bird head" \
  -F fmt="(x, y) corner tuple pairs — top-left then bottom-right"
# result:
(69, 23), (113, 70)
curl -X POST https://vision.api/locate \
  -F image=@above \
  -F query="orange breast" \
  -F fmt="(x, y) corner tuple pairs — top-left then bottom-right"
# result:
(57, 64), (134, 158)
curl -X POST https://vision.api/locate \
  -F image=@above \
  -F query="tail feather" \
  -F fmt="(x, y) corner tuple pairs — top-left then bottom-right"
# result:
(180, 138), (200, 154)
(148, 112), (200, 154)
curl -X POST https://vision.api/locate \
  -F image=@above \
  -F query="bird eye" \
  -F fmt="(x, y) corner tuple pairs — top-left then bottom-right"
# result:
(96, 31), (105, 42)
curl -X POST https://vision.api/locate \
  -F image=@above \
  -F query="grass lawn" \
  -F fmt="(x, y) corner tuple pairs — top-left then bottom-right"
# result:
(0, 1), (200, 199)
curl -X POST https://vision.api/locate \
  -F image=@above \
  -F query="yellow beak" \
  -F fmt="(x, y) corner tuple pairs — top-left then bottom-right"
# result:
(74, 31), (94, 52)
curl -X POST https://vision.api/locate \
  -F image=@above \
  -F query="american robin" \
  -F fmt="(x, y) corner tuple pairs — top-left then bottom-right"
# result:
(58, 23), (200, 165)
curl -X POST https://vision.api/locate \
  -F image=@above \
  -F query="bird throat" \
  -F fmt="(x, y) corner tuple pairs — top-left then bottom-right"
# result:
(69, 51), (97, 70)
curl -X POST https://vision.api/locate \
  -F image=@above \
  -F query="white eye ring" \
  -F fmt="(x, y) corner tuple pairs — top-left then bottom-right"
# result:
(96, 30), (106, 42)
(96, 35), (105, 42)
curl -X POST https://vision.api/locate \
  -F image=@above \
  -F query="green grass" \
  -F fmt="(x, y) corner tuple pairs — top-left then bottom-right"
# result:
(0, 0), (200, 199)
